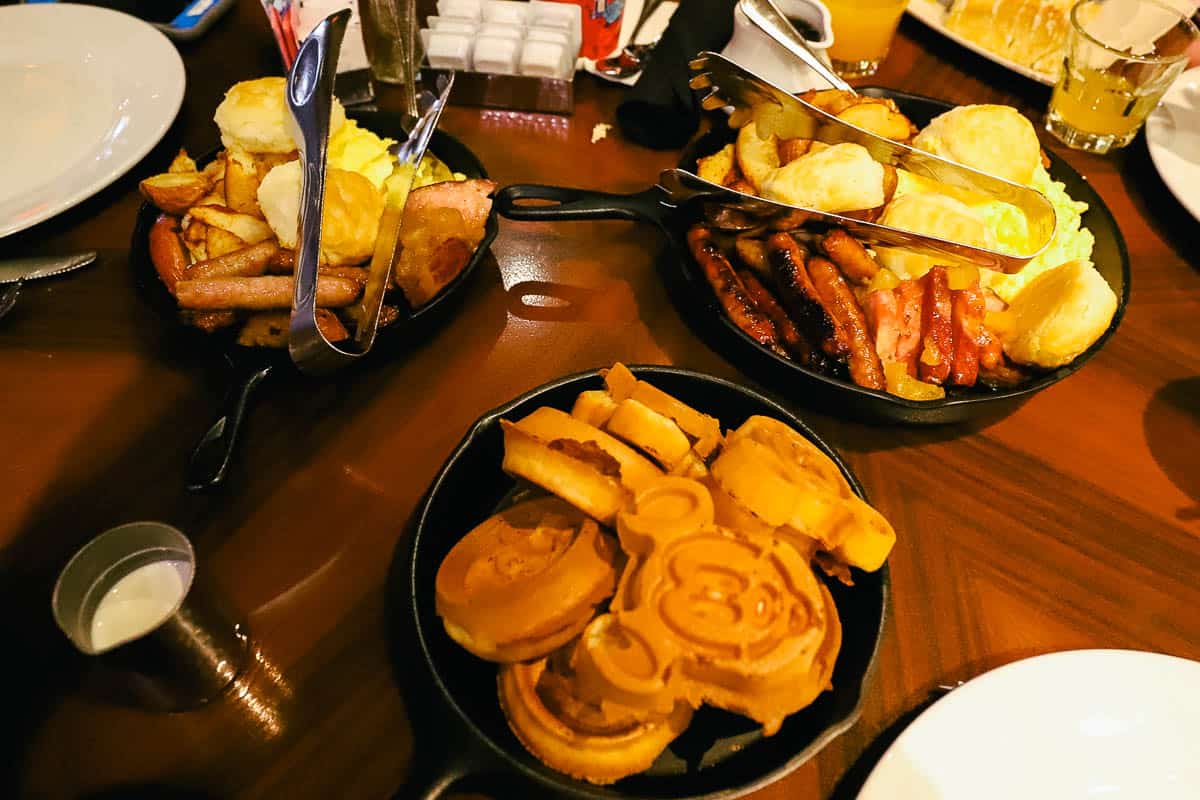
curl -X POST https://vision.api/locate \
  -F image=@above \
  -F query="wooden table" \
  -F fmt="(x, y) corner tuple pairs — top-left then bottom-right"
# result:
(5, 3), (1199, 798)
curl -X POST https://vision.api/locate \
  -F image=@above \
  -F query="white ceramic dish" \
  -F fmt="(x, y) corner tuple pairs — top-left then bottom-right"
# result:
(857, 649), (1200, 800)
(1146, 65), (1200, 223)
(0, 4), (185, 239)
(906, 0), (1057, 87)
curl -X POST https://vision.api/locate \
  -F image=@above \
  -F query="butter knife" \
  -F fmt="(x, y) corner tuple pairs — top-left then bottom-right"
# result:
(0, 251), (98, 284)
(354, 73), (455, 352)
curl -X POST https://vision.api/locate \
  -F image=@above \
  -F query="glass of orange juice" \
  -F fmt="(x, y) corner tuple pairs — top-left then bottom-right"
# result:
(1045, 0), (1198, 154)
(825, 0), (910, 78)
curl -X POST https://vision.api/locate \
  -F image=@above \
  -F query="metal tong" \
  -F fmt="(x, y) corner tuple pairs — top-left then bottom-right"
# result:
(674, 52), (1057, 273)
(285, 11), (453, 375)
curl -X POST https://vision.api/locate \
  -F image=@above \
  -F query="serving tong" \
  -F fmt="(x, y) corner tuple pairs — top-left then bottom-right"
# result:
(286, 11), (453, 376)
(673, 51), (1057, 273)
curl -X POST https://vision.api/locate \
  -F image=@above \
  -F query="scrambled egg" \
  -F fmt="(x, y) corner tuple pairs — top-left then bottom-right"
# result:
(328, 119), (397, 188)
(384, 155), (466, 208)
(974, 166), (1095, 303)
(328, 119), (466, 207)
(888, 163), (1096, 304)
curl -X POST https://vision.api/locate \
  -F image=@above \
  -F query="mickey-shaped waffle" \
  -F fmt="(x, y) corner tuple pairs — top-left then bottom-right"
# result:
(434, 364), (897, 784)
(571, 476), (841, 736)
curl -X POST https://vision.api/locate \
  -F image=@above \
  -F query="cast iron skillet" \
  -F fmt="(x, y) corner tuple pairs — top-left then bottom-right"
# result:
(391, 365), (889, 799)
(130, 111), (498, 490)
(494, 89), (1131, 425)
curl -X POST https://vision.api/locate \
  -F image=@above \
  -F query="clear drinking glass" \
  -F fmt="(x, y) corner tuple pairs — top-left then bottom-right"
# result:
(824, 0), (910, 79)
(359, 0), (421, 114)
(1046, 0), (1199, 154)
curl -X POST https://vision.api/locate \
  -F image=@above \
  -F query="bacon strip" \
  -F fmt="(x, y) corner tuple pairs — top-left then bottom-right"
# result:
(766, 233), (842, 357)
(687, 226), (785, 355)
(865, 289), (900, 363)
(894, 279), (925, 376)
(950, 283), (985, 387)
(807, 256), (886, 390)
(918, 267), (953, 385)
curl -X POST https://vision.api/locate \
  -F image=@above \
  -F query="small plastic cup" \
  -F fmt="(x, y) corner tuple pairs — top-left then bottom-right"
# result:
(52, 522), (250, 711)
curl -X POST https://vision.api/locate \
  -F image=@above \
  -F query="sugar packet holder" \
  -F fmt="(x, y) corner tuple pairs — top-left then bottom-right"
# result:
(423, 0), (582, 80)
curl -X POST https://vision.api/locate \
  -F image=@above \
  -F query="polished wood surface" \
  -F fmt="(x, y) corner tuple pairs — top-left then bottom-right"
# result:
(4, 3), (1199, 798)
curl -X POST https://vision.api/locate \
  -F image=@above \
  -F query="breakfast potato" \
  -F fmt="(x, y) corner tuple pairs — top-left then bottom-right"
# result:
(777, 138), (813, 166)
(189, 205), (274, 244)
(181, 310), (238, 333)
(798, 88), (860, 116)
(168, 149), (198, 174)
(139, 172), (213, 215)
(735, 121), (780, 193)
(254, 151), (298, 182)
(236, 309), (349, 348)
(224, 150), (263, 217)
(181, 218), (208, 262)
(734, 236), (769, 278)
(836, 103), (918, 143)
(206, 226), (246, 259)
(202, 157), (226, 184)
(697, 144), (736, 186)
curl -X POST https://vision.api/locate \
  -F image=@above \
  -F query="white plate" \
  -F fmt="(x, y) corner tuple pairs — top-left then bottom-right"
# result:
(0, 4), (185, 238)
(858, 649), (1200, 800)
(906, 0), (1057, 87)
(1146, 66), (1200, 223)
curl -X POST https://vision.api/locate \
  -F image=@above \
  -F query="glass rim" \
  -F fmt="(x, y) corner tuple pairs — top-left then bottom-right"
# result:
(1070, 0), (1200, 65)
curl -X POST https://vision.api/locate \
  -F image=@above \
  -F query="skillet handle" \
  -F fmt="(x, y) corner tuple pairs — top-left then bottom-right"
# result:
(186, 362), (275, 492)
(496, 184), (670, 228)
(395, 742), (478, 800)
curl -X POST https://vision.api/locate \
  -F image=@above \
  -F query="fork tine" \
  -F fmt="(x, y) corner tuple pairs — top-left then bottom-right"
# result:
(700, 92), (732, 112)
(688, 55), (711, 72)
(689, 73), (713, 90)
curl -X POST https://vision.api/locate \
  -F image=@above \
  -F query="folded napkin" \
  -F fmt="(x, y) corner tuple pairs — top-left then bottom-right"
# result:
(616, 0), (738, 149)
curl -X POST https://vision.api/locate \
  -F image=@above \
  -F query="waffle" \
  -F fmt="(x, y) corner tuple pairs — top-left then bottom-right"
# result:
(946, 0), (1074, 75)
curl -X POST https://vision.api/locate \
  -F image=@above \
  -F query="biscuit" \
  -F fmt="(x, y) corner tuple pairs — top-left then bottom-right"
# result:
(213, 77), (346, 155)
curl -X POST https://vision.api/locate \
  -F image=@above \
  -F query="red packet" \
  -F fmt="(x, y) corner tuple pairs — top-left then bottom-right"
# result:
(546, 0), (626, 60)
(259, 0), (375, 105)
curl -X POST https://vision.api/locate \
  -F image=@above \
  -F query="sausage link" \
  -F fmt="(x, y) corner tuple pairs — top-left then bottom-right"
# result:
(739, 269), (816, 365)
(687, 226), (785, 355)
(766, 232), (842, 357)
(807, 256), (886, 390)
(148, 215), (189, 294)
(819, 228), (880, 284)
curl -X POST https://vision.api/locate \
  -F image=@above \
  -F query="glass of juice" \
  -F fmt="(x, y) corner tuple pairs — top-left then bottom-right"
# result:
(825, 0), (910, 78)
(1046, 0), (1198, 154)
